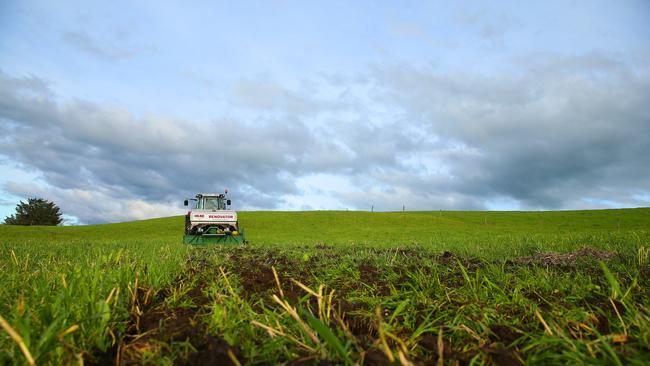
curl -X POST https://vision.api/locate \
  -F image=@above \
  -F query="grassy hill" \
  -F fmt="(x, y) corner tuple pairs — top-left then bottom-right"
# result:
(2, 207), (649, 241)
(3, 207), (648, 256)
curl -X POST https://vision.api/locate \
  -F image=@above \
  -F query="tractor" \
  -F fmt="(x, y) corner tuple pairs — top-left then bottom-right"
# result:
(183, 191), (246, 244)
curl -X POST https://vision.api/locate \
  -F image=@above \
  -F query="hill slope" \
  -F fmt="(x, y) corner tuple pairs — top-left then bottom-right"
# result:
(2, 208), (648, 254)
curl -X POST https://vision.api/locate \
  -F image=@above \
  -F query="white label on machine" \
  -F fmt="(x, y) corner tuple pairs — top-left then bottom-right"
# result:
(191, 211), (237, 222)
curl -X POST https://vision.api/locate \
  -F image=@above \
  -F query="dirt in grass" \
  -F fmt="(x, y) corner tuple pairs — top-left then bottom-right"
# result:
(358, 262), (391, 295)
(489, 324), (525, 345)
(218, 250), (521, 365)
(131, 308), (242, 365)
(88, 276), (243, 366)
(89, 246), (622, 365)
(510, 246), (617, 266)
(223, 251), (310, 302)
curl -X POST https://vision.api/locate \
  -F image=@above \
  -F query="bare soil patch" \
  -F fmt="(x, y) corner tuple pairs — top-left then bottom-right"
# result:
(511, 246), (617, 266)
(89, 264), (244, 365)
(89, 246), (624, 365)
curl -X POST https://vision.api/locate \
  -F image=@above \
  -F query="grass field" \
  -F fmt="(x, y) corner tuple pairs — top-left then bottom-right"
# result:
(1, 209), (649, 365)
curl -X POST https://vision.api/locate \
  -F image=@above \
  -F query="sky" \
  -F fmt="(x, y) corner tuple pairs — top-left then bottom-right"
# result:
(1, 0), (649, 224)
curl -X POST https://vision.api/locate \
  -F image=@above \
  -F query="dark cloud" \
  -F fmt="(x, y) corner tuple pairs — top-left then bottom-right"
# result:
(1, 51), (649, 222)
(367, 53), (650, 209)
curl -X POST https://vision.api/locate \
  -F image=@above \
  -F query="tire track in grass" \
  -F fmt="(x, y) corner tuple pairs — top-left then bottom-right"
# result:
(89, 257), (244, 366)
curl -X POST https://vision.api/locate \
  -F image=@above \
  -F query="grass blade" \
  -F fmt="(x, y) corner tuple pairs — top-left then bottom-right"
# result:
(303, 310), (351, 365)
(599, 261), (621, 299)
(0, 314), (36, 366)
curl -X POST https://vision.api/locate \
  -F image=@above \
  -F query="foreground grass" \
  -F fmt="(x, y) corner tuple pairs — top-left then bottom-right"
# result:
(0, 241), (190, 364)
(0, 208), (649, 364)
(188, 245), (650, 365)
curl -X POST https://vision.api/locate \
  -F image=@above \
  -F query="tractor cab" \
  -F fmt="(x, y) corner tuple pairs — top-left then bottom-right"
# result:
(185, 193), (231, 210)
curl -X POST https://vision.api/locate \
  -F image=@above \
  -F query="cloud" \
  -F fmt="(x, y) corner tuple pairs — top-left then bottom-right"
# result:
(62, 31), (136, 61)
(1, 51), (649, 222)
(230, 78), (341, 116)
(3, 181), (182, 223)
(0, 70), (343, 221)
(366, 53), (650, 209)
(454, 6), (522, 47)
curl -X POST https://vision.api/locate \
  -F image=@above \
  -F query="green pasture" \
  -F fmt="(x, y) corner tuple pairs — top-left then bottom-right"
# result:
(1, 208), (649, 364)
(3, 207), (649, 249)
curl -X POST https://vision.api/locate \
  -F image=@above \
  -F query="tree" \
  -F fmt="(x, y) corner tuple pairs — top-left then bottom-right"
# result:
(4, 198), (63, 226)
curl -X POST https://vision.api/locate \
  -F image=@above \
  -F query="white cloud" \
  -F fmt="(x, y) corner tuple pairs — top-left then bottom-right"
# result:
(3, 181), (183, 224)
